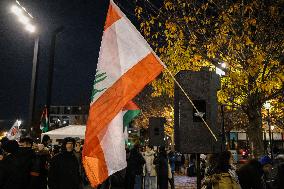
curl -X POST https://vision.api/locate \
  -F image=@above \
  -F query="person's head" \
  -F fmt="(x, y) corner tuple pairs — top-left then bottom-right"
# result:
(38, 144), (45, 151)
(62, 137), (75, 152)
(3, 140), (19, 154)
(259, 155), (273, 173)
(146, 145), (153, 152)
(216, 151), (232, 171)
(75, 140), (81, 153)
(159, 146), (167, 155)
(42, 135), (51, 147)
(19, 137), (33, 148)
(52, 145), (60, 155)
(0, 137), (9, 148)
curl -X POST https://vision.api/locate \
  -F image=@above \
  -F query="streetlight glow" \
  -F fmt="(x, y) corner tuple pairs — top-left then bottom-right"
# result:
(221, 62), (227, 68)
(17, 120), (22, 126)
(263, 101), (271, 110)
(11, 5), (22, 16)
(25, 24), (36, 33)
(271, 125), (275, 130)
(18, 15), (30, 24)
(216, 67), (225, 76)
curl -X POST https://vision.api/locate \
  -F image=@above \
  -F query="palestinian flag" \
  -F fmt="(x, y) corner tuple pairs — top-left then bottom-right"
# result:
(40, 107), (48, 133)
(82, 0), (164, 187)
(123, 101), (141, 131)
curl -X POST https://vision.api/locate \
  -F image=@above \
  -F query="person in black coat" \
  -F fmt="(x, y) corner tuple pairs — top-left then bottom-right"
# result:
(237, 159), (265, 189)
(48, 137), (81, 189)
(125, 144), (146, 189)
(17, 137), (40, 189)
(0, 140), (24, 189)
(155, 146), (168, 189)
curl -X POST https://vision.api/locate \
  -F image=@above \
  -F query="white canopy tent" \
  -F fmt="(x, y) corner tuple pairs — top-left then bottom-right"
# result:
(41, 125), (86, 144)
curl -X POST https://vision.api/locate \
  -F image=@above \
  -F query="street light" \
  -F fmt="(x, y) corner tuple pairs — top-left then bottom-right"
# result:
(263, 101), (273, 160)
(10, 3), (39, 133)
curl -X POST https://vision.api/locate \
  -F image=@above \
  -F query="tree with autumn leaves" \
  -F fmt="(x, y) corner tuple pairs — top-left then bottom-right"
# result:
(134, 0), (284, 157)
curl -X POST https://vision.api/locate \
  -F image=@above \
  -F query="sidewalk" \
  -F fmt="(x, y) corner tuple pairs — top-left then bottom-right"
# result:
(174, 176), (197, 189)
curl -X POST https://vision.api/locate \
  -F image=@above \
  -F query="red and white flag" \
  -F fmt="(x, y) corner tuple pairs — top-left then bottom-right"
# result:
(7, 120), (21, 140)
(82, 0), (164, 187)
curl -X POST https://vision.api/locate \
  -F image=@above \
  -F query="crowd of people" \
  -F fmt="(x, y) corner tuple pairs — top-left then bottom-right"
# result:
(1, 135), (284, 189)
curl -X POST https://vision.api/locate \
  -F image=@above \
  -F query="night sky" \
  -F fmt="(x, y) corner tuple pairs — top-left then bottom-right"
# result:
(0, 0), (136, 129)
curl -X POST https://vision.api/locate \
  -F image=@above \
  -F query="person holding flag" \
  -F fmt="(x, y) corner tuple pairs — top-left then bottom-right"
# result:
(82, 0), (164, 187)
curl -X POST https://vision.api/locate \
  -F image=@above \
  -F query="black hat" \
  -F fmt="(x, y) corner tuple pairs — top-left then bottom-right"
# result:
(61, 137), (75, 151)
(63, 137), (75, 144)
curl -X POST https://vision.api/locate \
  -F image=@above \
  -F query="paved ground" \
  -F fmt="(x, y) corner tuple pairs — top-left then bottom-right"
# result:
(174, 176), (197, 189)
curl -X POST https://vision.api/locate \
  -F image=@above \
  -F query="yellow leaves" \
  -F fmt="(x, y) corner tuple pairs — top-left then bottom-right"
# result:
(245, 37), (254, 46)
(244, 5), (253, 14)
(201, 3), (209, 10)
(178, 31), (184, 39)
(249, 19), (257, 26)
(255, 53), (264, 63)
(165, 1), (173, 10)
(236, 44), (242, 50)
(165, 22), (177, 33)
(276, 73), (284, 82)
(135, 7), (143, 19)
(184, 16), (196, 23)
(259, 82), (275, 94)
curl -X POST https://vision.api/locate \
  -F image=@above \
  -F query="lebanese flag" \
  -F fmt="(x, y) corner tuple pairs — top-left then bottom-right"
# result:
(82, 0), (164, 187)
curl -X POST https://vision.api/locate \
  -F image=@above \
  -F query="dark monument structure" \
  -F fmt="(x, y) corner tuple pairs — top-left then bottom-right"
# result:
(149, 117), (166, 146)
(174, 69), (222, 154)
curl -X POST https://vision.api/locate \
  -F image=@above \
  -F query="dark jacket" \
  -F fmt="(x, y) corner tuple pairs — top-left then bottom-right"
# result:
(18, 147), (38, 186)
(125, 147), (145, 189)
(237, 159), (265, 189)
(0, 153), (24, 189)
(110, 168), (126, 189)
(31, 150), (50, 189)
(275, 162), (284, 189)
(155, 151), (168, 189)
(48, 151), (81, 189)
(126, 148), (145, 176)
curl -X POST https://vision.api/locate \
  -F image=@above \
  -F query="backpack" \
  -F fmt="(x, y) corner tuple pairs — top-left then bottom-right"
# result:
(212, 173), (241, 189)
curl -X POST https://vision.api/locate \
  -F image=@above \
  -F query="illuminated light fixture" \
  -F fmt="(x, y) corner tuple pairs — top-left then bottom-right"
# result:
(17, 120), (22, 126)
(216, 67), (225, 76)
(25, 24), (36, 33)
(271, 125), (275, 130)
(18, 15), (30, 24)
(263, 101), (271, 110)
(11, 5), (22, 16)
(221, 62), (227, 68)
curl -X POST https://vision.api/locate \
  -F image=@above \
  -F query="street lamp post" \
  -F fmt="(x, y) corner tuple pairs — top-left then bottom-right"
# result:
(28, 36), (39, 133)
(10, 3), (38, 134)
(221, 104), (226, 151)
(46, 26), (64, 128)
(264, 101), (273, 160)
